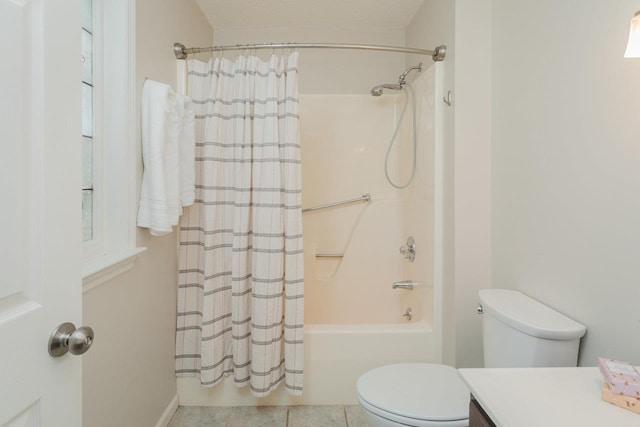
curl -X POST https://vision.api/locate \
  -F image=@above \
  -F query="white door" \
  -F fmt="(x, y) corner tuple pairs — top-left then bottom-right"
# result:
(0, 0), (83, 426)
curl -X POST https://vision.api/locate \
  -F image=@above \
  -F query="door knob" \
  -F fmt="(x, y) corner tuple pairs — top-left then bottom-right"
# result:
(48, 322), (94, 358)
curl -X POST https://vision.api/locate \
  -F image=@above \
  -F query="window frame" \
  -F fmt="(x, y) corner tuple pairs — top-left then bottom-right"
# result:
(82, 0), (102, 250)
(82, 0), (146, 291)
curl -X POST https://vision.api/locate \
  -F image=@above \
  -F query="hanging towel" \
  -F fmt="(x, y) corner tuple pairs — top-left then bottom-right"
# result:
(137, 79), (180, 236)
(176, 94), (195, 207)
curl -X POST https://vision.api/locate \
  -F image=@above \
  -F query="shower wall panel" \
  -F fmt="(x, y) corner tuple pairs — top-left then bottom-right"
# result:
(300, 66), (436, 325)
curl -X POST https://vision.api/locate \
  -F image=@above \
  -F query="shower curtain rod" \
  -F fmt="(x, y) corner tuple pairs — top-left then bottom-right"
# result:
(173, 42), (446, 62)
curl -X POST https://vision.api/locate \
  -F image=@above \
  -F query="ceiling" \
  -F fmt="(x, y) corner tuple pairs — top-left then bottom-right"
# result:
(195, 0), (425, 30)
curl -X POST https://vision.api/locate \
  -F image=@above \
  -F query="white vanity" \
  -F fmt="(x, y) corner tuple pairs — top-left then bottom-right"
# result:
(459, 367), (640, 427)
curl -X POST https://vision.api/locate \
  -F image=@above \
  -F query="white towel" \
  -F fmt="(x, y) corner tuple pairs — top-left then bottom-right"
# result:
(137, 79), (179, 236)
(176, 94), (195, 207)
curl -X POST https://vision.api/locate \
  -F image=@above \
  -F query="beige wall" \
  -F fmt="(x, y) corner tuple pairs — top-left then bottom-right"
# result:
(452, 0), (492, 369)
(82, 2), (212, 426)
(491, 0), (640, 365)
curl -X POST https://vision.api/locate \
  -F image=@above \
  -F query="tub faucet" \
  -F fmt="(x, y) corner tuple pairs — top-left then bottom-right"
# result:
(392, 280), (416, 290)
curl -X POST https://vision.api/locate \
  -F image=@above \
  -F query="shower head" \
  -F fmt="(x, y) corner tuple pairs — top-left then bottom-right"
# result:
(398, 63), (422, 85)
(370, 83), (403, 96)
(370, 63), (422, 96)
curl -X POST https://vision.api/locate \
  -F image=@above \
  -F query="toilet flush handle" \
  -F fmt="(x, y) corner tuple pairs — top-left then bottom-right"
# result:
(476, 304), (484, 314)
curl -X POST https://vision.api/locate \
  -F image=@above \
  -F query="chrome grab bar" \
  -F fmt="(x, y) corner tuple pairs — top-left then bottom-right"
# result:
(302, 193), (371, 213)
(392, 280), (417, 290)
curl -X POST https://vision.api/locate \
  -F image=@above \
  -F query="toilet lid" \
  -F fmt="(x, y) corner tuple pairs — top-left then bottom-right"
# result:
(356, 364), (469, 422)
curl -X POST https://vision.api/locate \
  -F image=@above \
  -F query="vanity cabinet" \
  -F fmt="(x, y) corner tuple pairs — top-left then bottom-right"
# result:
(468, 395), (496, 427)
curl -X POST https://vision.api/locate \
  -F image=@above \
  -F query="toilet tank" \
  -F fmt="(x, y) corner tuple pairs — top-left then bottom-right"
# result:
(479, 289), (587, 368)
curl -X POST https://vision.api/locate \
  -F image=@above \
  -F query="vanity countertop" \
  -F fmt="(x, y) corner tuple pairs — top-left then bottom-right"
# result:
(458, 367), (639, 427)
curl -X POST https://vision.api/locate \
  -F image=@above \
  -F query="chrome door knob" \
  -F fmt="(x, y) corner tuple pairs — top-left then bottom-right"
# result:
(48, 322), (94, 358)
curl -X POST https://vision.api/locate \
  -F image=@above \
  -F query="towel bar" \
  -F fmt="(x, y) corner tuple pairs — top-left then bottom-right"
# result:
(315, 253), (344, 258)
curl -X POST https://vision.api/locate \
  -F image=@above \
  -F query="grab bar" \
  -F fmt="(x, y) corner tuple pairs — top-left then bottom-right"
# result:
(302, 193), (371, 213)
(315, 253), (344, 258)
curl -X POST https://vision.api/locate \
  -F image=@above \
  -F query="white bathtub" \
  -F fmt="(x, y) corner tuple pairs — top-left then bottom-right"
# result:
(177, 321), (436, 406)
(299, 322), (436, 404)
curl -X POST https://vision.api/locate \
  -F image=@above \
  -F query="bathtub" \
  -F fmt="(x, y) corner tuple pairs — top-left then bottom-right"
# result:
(177, 321), (436, 406)
(298, 322), (436, 404)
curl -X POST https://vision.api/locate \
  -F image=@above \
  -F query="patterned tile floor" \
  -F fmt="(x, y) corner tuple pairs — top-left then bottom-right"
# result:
(168, 405), (369, 427)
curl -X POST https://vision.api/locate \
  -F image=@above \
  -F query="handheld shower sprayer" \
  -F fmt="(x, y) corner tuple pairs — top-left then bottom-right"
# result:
(370, 83), (402, 96)
(369, 63), (423, 189)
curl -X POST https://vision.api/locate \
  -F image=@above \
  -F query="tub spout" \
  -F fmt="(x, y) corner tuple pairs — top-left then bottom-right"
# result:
(392, 280), (416, 290)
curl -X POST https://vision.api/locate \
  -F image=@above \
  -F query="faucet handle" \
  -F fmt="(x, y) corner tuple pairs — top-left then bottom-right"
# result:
(399, 236), (416, 262)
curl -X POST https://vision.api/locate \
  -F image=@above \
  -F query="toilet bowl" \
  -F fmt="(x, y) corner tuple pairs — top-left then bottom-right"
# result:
(356, 364), (469, 427)
(356, 289), (587, 427)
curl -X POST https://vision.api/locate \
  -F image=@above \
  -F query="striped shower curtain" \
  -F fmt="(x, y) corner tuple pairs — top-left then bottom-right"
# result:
(175, 53), (304, 397)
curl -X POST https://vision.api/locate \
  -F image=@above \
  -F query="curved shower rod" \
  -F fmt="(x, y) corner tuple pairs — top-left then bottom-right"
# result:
(173, 42), (446, 62)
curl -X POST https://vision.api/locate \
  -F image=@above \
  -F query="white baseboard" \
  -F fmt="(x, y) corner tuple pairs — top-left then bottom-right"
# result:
(155, 394), (179, 427)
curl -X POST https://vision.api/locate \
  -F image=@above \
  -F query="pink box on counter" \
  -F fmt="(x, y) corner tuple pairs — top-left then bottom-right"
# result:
(602, 384), (640, 414)
(599, 357), (640, 398)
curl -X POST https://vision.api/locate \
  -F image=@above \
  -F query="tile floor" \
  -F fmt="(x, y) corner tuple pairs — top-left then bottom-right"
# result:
(168, 405), (369, 427)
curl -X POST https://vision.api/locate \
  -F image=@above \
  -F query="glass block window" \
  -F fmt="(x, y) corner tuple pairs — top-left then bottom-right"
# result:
(82, 0), (94, 241)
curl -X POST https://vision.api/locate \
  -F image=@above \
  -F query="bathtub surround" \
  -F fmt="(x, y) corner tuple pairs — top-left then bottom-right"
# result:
(176, 53), (304, 396)
(300, 75), (436, 326)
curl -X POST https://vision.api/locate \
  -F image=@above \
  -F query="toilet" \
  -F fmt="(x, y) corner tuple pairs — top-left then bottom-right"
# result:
(356, 289), (587, 427)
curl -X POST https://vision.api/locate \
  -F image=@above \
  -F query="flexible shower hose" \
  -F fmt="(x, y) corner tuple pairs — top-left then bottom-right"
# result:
(384, 84), (417, 189)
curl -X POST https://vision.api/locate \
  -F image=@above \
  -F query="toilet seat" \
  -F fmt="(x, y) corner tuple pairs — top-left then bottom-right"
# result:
(356, 363), (469, 427)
